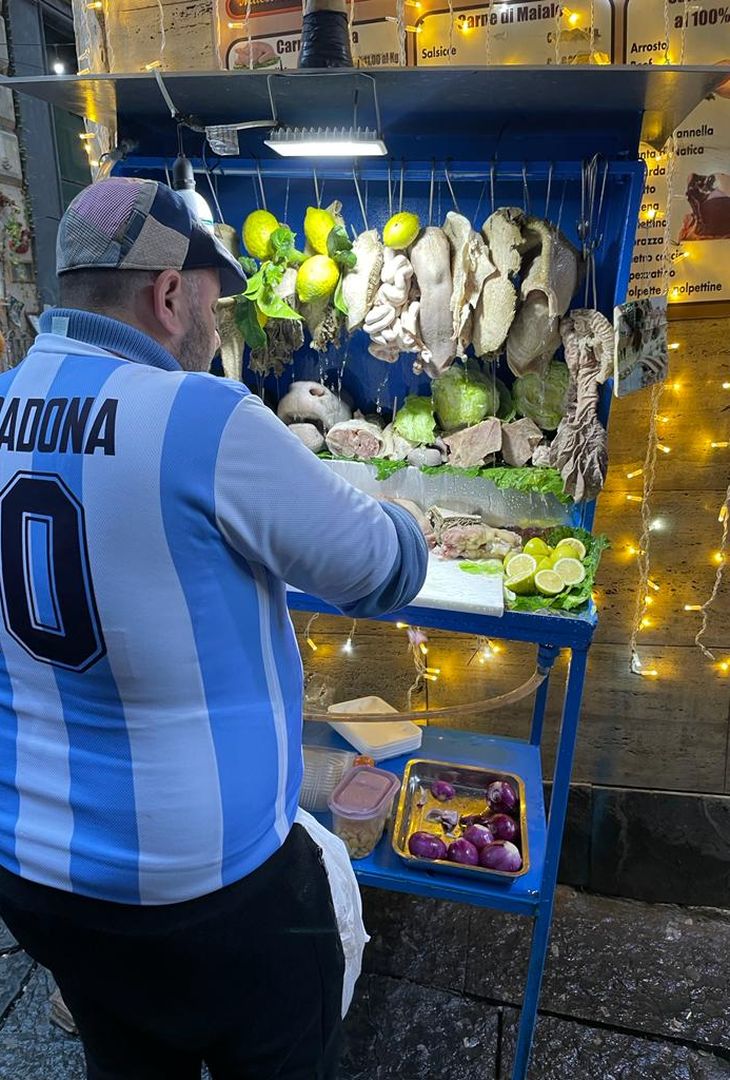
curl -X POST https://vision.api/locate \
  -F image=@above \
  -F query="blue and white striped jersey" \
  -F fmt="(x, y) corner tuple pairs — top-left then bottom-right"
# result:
(0, 309), (427, 905)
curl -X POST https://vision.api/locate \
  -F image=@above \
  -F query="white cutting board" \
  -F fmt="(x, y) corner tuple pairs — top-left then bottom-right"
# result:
(410, 555), (505, 618)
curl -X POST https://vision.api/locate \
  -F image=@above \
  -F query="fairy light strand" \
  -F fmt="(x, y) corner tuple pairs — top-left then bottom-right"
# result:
(629, 381), (663, 676)
(396, 0), (406, 66)
(695, 485), (730, 660)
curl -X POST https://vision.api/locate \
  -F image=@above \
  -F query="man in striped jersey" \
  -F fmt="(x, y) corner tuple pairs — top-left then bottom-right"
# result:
(0, 178), (429, 1078)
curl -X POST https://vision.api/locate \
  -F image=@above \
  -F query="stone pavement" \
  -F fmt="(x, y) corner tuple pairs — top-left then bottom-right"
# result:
(0, 887), (727, 1079)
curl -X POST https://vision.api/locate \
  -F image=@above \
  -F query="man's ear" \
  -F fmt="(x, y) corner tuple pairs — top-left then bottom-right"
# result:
(150, 269), (185, 336)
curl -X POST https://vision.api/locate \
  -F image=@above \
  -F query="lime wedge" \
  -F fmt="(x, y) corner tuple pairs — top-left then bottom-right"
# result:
(503, 553), (537, 581)
(554, 537), (587, 561)
(523, 537), (552, 559)
(536, 556), (555, 573)
(553, 557), (586, 587)
(535, 569), (565, 597)
(506, 570), (535, 596)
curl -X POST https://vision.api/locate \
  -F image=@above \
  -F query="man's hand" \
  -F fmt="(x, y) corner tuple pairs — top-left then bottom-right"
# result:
(379, 497), (436, 550)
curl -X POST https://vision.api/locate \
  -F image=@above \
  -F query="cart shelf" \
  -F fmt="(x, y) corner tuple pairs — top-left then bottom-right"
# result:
(305, 724), (547, 916)
(288, 587), (597, 648)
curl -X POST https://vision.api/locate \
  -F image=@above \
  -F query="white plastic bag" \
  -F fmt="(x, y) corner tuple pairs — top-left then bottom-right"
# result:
(295, 807), (369, 1017)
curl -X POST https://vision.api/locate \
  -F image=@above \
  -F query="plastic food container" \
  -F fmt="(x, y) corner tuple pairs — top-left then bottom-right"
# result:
(328, 765), (401, 859)
(328, 696), (423, 762)
(301, 745), (356, 813)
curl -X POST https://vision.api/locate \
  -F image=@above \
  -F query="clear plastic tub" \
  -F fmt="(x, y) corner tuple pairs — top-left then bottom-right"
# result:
(301, 745), (356, 813)
(328, 765), (401, 860)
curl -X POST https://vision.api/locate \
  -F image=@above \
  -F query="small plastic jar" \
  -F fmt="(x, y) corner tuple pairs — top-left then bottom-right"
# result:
(328, 766), (401, 859)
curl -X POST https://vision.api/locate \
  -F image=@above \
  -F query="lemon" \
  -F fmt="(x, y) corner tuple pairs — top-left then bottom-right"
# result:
(503, 551), (521, 573)
(523, 537), (552, 559)
(296, 255), (340, 304)
(503, 553), (537, 581)
(383, 212), (421, 250)
(304, 207), (336, 255)
(554, 537), (587, 561)
(536, 557), (555, 573)
(553, 557), (586, 587)
(242, 210), (279, 260)
(535, 569), (566, 597)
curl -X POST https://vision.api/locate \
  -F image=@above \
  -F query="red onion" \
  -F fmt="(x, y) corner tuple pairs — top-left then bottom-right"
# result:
(479, 840), (522, 872)
(462, 823), (494, 850)
(431, 780), (456, 802)
(486, 780), (518, 813)
(447, 838), (480, 866)
(486, 813), (518, 842)
(408, 831), (447, 861)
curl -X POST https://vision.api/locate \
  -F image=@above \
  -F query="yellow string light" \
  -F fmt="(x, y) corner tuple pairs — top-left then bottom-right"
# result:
(648, 579), (660, 592)
(644, 595), (654, 606)
(657, 443), (671, 454)
(718, 660), (730, 675)
(85, 1), (103, 8)
(144, 59), (162, 70)
(626, 468), (644, 479)
(419, 642), (428, 656)
(723, 382), (730, 390)
(640, 616), (652, 629)
(668, 342), (680, 351)
(713, 552), (724, 565)
(626, 495), (642, 503)
(711, 441), (729, 449)
(645, 207), (658, 221)
(684, 604), (702, 612)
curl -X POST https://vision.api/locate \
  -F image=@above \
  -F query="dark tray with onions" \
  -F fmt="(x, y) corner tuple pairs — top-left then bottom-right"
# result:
(392, 759), (529, 882)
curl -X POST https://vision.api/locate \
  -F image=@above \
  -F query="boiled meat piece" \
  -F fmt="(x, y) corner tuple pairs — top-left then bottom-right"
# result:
(506, 293), (561, 378)
(561, 307), (614, 385)
(277, 382), (351, 432)
(542, 309), (609, 502)
(325, 419), (384, 460)
(444, 211), (496, 356)
(500, 418), (543, 467)
(380, 423), (416, 461)
(429, 506), (482, 543)
(364, 249), (421, 363)
(519, 218), (580, 319)
(410, 227), (457, 378)
(439, 524), (522, 561)
(472, 207), (525, 357)
(407, 447), (443, 468)
(215, 298), (245, 381)
(249, 269), (304, 378)
(341, 230), (384, 332)
(288, 423), (325, 453)
(443, 417), (502, 468)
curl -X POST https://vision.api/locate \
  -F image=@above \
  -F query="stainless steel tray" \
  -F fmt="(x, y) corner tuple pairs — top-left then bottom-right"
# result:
(392, 758), (529, 883)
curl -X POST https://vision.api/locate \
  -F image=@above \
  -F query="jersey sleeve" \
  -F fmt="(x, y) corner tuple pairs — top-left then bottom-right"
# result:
(213, 394), (428, 616)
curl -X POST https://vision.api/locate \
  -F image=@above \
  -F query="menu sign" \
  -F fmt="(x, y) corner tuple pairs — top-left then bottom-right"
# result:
(416, 0), (614, 67)
(625, 0), (730, 305)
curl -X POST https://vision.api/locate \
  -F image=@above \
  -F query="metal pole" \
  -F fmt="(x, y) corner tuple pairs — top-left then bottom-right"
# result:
(512, 644), (589, 1080)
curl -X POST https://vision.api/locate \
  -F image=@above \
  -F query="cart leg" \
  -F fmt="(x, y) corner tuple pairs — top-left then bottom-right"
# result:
(512, 645), (589, 1080)
(529, 644), (559, 746)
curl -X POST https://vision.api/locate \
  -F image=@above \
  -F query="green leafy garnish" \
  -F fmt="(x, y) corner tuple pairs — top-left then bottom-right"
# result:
(244, 262), (302, 322)
(420, 464), (570, 504)
(269, 226), (306, 267)
(459, 560), (504, 575)
(233, 296), (266, 350)
(334, 274), (349, 317)
(327, 225), (357, 270)
(239, 255), (258, 276)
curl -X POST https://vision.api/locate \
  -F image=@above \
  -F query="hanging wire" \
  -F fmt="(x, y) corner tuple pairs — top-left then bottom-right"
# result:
(557, 179), (567, 231)
(396, 0), (406, 66)
(387, 162), (393, 217)
(156, 0), (167, 63)
(398, 163), (404, 213)
(201, 142), (224, 224)
(313, 168), (321, 208)
(521, 164), (531, 215)
(353, 168), (368, 230)
(545, 162), (554, 219)
(444, 167), (460, 213)
(251, 174), (261, 210)
(474, 179), (487, 227)
(695, 486), (730, 660)
(283, 177), (290, 224)
(428, 162), (436, 225)
(256, 160), (267, 211)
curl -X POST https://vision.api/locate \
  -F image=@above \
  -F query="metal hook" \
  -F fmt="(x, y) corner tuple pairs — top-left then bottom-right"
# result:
(387, 161), (393, 218)
(352, 167), (368, 231)
(428, 161), (435, 226)
(444, 166), (460, 214)
(251, 175), (261, 211)
(474, 178), (487, 227)
(313, 168), (320, 208)
(522, 164), (531, 215)
(545, 162), (554, 220)
(399, 162), (404, 214)
(256, 160), (267, 211)
(557, 179), (567, 232)
(283, 177), (290, 224)
(489, 163), (496, 218)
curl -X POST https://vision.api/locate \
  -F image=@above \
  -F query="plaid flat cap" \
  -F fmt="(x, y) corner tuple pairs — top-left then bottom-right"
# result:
(57, 177), (246, 298)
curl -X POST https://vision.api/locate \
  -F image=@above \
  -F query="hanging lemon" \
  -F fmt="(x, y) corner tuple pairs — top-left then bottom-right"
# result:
(304, 207), (336, 255)
(242, 210), (279, 260)
(296, 255), (340, 304)
(383, 212), (421, 250)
